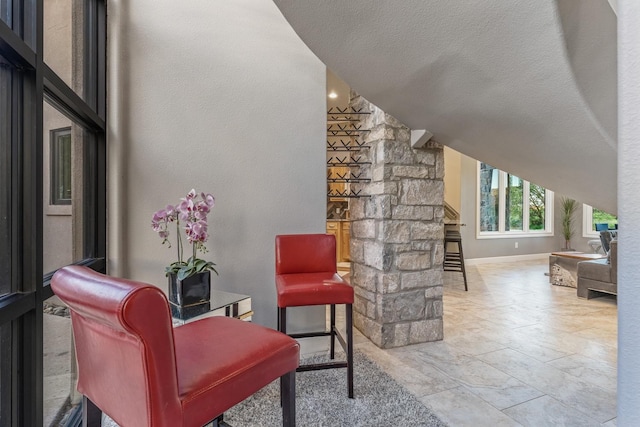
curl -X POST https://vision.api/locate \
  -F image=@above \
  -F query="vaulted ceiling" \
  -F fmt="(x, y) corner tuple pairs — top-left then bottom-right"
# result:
(274, 0), (618, 212)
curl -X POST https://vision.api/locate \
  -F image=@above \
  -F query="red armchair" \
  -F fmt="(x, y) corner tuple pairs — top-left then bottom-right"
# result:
(51, 266), (299, 427)
(275, 234), (354, 398)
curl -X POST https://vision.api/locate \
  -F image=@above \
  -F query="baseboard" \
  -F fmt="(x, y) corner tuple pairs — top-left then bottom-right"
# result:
(465, 253), (550, 265)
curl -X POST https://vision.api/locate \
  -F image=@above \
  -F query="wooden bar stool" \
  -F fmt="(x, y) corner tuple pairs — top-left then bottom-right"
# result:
(444, 230), (468, 291)
(275, 234), (354, 398)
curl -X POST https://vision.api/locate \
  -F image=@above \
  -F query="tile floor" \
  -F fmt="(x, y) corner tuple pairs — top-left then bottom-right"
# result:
(344, 259), (618, 426)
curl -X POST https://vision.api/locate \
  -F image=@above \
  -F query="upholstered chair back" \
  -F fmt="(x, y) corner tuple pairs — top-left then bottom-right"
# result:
(51, 266), (181, 427)
(275, 234), (337, 275)
(600, 230), (617, 253)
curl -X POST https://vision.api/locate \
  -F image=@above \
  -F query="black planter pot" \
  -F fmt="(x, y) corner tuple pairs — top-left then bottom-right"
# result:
(168, 271), (211, 320)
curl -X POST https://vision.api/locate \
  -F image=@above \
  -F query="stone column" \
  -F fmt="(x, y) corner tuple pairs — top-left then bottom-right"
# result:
(349, 92), (444, 349)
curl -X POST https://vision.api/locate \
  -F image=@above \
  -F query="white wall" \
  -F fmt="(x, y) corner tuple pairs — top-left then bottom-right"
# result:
(43, 103), (74, 274)
(443, 146), (461, 214)
(618, 0), (640, 423)
(42, 0), (73, 274)
(107, 0), (327, 328)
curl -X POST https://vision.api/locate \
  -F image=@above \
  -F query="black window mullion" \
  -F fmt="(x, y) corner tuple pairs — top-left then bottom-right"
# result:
(9, 55), (21, 295)
(96, 0), (105, 121)
(17, 0), (43, 423)
(44, 64), (104, 132)
(84, 0), (97, 113)
(10, 0), (20, 37)
(0, 293), (34, 326)
(0, 19), (34, 69)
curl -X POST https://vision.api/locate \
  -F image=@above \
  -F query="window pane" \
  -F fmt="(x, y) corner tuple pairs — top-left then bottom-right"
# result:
(0, 54), (12, 297)
(44, 0), (85, 98)
(505, 174), (523, 231)
(479, 163), (499, 231)
(0, 0), (11, 27)
(43, 101), (85, 274)
(592, 209), (618, 231)
(43, 295), (76, 426)
(529, 184), (546, 230)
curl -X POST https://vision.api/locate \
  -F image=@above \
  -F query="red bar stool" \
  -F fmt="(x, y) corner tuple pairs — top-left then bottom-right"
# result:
(275, 234), (354, 398)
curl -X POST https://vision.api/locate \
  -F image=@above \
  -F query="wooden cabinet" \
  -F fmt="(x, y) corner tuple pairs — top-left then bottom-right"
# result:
(326, 220), (350, 263)
(341, 221), (351, 261)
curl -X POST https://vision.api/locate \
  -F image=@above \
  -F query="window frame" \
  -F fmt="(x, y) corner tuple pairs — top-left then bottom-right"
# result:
(476, 162), (555, 239)
(582, 204), (618, 238)
(0, 0), (106, 425)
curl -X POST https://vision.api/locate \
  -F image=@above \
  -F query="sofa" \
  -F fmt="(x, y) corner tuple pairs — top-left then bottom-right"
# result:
(577, 239), (617, 299)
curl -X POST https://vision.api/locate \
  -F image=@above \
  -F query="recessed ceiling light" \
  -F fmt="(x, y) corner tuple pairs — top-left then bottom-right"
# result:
(328, 91), (338, 99)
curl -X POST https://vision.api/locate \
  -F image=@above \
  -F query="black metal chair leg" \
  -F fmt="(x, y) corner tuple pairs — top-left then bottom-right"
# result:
(281, 304), (353, 399)
(346, 303), (354, 399)
(278, 307), (287, 408)
(330, 304), (336, 359)
(277, 306), (281, 332)
(82, 396), (102, 427)
(281, 370), (296, 427)
(458, 240), (468, 291)
(278, 306), (287, 334)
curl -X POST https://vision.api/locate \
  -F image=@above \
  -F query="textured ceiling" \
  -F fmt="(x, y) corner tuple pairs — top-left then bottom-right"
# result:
(275, 0), (618, 212)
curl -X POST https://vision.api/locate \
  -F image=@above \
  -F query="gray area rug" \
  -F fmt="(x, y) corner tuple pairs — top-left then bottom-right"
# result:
(224, 351), (447, 427)
(103, 351), (446, 427)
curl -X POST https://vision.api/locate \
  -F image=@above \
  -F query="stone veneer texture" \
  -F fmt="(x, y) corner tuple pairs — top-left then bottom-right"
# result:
(349, 92), (444, 349)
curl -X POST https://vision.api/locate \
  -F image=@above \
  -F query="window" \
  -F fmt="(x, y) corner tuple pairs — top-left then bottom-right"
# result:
(582, 205), (618, 237)
(0, 0), (106, 424)
(50, 127), (72, 205)
(478, 162), (554, 238)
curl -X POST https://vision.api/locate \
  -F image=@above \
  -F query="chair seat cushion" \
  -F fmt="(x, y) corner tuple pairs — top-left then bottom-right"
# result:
(276, 272), (354, 307)
(174, 316), (299, 427)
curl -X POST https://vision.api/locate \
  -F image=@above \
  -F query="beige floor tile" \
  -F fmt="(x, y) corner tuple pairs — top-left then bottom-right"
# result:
(547, 354), (617, 391)
(478, 348), (616, 423)
(462, 375), (544, 410)
(513, 323), (617, 365)
(421, 386), (523, 426)
(503, 395), (602, 427)
(443, 332), (508, 356)
(574, 327), (618, 348)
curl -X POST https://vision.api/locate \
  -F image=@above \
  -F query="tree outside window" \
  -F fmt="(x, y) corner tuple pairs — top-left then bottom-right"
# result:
(592, 209), (617, 230)
(529, 184), (546, 230)
(583, 205), (617, 237)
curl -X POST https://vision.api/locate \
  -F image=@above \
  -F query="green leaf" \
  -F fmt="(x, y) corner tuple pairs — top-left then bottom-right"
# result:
(168, 257), (218, 279)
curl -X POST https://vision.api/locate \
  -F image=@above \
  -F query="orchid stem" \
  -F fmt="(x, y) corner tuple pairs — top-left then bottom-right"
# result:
(176, 219), (183, 264)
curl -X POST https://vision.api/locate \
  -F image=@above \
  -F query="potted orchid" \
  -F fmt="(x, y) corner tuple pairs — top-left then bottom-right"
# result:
(152, 189), (218, 318)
